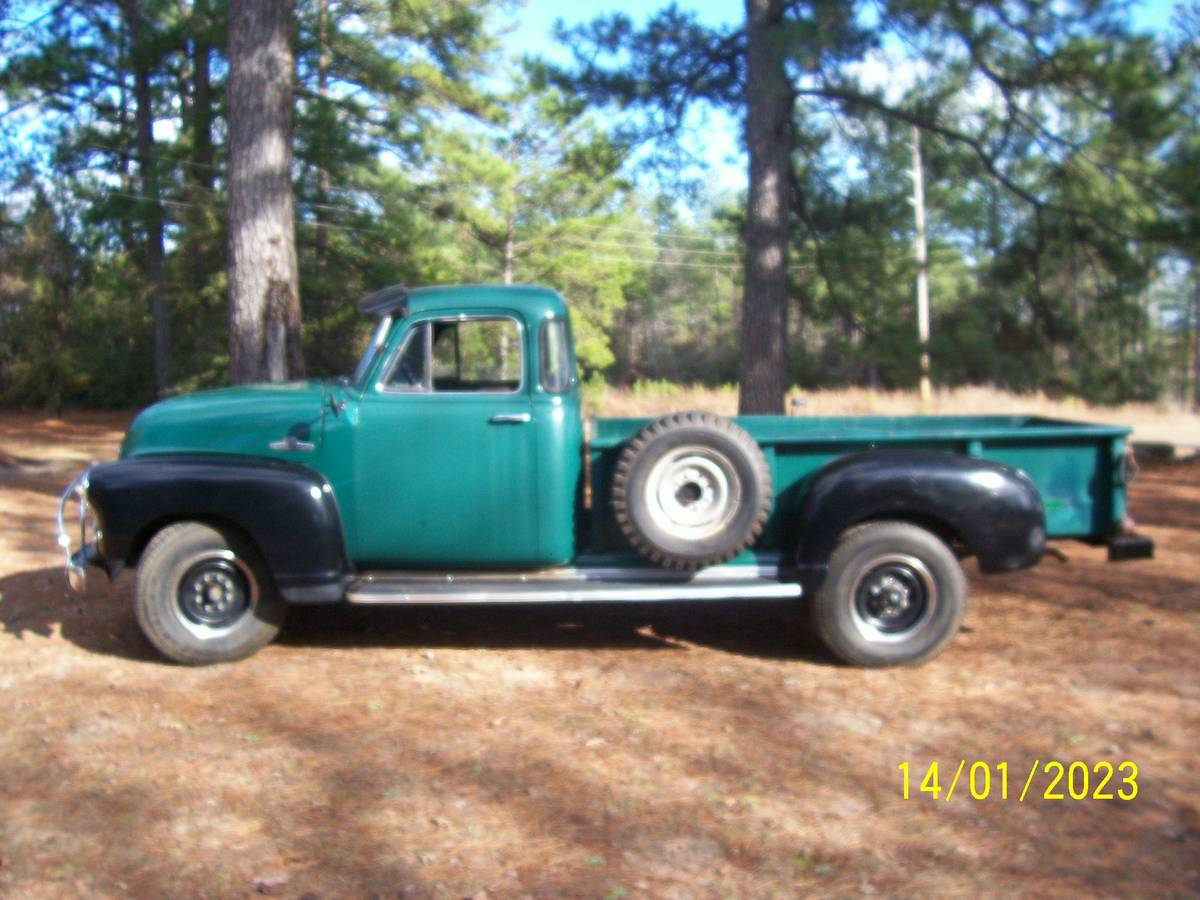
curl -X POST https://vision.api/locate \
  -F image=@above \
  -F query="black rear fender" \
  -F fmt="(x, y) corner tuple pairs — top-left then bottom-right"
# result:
(791, 450), (1045, 589)
(86, 455), (352, 603)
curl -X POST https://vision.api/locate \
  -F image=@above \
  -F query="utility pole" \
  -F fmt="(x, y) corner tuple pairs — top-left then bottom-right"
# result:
(911, 126), (932, 407)
(1193, 266), (1199, 410)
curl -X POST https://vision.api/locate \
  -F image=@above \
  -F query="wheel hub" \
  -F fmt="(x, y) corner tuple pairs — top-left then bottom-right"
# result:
(643, 446), (744, 540)
(643, 446), (741, 541)
(850, 555), (936, 640)
(672, 465), (714, 511)
(867, 574), (912, 618)
(178, 557), (251, 629)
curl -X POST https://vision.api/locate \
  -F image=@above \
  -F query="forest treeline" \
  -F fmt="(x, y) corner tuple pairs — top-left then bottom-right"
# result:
(0, 0), (1197, 410)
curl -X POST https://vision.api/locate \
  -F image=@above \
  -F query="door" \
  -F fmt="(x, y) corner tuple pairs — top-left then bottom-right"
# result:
(354, 314), (541, 567)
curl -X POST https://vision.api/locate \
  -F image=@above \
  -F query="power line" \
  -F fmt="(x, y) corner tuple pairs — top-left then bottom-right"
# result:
(84, 189), (959, 271)
(95, 190), (408, 246)
(82, 146), (749, 247)
(82, 144), (386, 216)
(558, 235), (741, 260)
(297, 218), (383, 236)
(581, 252), (812, 272)
(80, 147), (962, 264)
(80, 190), (751, 267)
(97, 189), (209, 212)
(576, 222), (739, 244)
(0, 7), (61, 35)
(83, 143), (225, 174)
(304, 198), (379, 215)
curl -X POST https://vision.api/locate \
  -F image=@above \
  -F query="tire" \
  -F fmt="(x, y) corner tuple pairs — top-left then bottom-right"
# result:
(812, 521), (966, 667)
(134, 522), (287, 665)
(612, 411), (772, 570)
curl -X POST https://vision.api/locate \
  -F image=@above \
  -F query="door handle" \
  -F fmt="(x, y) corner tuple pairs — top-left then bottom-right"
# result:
(269, 435), (316, 452)
(489, 413), (531, 425)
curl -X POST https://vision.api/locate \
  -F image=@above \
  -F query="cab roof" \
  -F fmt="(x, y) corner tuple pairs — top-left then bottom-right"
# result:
(358, 283), (568, 322)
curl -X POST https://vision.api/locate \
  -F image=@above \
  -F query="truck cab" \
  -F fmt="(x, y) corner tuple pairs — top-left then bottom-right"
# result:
(329, 285), (583, 569)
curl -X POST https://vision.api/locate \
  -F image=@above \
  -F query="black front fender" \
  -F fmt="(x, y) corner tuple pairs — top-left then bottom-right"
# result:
(792, 450), (1045, 589)
(86, 454), (352, 603)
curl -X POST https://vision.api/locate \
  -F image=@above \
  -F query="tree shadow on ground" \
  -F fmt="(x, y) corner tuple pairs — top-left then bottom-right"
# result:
(1127, 481), (1200, 529)
(0, 463), (92, 499)
(1008, 559), (1200, 614)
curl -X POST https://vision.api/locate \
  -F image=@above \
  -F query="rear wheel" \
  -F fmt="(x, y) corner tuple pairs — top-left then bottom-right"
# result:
(134, 522), (286, 665)
(812, 521), (966, 667)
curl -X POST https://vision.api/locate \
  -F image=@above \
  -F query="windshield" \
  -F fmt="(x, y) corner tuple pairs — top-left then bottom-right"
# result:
(351, 314), (393, 387)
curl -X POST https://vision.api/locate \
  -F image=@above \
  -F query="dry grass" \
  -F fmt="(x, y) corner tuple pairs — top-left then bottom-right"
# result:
(592, 383), (1200, 449)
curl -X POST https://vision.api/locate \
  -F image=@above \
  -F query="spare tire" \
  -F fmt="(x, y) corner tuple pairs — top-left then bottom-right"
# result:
(611, 411), (772, 569)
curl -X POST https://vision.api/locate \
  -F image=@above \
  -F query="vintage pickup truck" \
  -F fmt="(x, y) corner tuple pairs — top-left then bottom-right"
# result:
(58, 284), (1152, 667)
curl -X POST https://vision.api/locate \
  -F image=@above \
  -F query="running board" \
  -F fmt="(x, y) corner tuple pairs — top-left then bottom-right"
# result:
(345, 563), (803, 605)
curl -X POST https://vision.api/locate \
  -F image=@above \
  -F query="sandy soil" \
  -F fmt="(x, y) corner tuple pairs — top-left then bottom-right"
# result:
(1, 410), (1197, 898)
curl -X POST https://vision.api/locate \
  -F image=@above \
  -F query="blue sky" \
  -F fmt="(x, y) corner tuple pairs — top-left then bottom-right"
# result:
(501, 0), (740, 64)
(499, 0), (747, 194)
(502, 0), (1179, 58)
(498, 0), (1183, 196)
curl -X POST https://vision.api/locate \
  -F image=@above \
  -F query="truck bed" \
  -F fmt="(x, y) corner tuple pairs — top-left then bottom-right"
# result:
(589, 415), (1132, 555)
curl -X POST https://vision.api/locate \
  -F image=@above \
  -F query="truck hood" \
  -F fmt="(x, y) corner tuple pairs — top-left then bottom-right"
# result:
(121, 380), (329, 459)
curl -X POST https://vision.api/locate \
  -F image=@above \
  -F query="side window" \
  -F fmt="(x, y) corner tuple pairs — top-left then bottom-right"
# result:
(540, 318), (574, 393)
(431, 318), (521, 392)
(382, 323), (429, 391)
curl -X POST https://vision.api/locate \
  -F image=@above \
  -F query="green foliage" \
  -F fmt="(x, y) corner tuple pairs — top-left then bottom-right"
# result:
(0, 194), (155, 408)
(552, 0), (1200, 405)
(425, 79), (637, 375)
(0, 0), (1197, 408)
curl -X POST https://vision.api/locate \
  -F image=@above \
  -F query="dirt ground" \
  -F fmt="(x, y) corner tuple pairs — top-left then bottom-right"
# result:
(1, 410), (1198, 898)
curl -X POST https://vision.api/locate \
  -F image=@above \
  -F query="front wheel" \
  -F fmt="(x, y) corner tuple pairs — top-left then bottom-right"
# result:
(812, 521), (966, 667)
(134, 522), (286, 664)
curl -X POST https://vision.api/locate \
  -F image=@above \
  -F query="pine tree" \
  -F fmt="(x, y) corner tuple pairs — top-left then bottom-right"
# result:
(226, 0), (303, 383)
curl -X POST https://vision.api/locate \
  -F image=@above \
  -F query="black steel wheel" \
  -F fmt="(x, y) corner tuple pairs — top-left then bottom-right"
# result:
(175, 553), (255, 634)
(135, 522), (286, 664)
(812, 521), (966, 667)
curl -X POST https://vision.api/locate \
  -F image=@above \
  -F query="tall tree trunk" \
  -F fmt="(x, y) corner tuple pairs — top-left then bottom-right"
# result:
(123, 1), (170, 396)
(192, 0), (213, 189)
(312, 0), (332, 366)
(910, 126), (931, 405)
(738, 0), (790, 414)
(1193, 267), (1200, 410)
(314, 0), (331, 267)
(188, 0), (214, 295)
(502, 218), (515, 285)
(987, 178), (1004, 386)
(227, 0), (303, 383)
(117, 16), (135, 254)
(500, 218), (515, 370)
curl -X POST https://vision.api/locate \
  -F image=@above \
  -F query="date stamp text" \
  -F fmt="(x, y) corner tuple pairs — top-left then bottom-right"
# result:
(898, 760), (1139, 802)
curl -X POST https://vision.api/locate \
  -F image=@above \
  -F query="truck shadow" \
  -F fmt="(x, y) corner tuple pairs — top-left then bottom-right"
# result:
(0, 567), (160, 662)
(1127, 480), (1200, 528)
(0, 566), (834, 665)
(281, 600), (834, 663)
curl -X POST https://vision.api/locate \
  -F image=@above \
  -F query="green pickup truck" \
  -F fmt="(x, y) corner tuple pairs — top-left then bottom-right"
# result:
(58, 284), (1152, 667)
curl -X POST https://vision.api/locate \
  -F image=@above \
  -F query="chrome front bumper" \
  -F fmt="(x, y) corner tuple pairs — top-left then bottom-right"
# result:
(56, 468), (99, 592)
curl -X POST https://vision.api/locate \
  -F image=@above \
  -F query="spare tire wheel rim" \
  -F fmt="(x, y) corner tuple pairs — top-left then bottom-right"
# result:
(643, 445), (742, 541)
(849, 553), (938, 643)
(172, 549), (259, 640)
